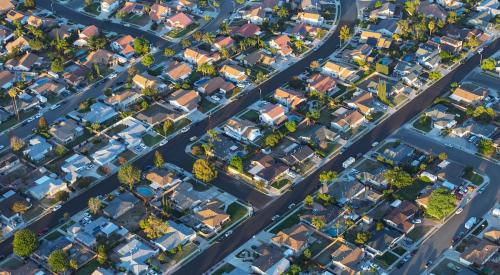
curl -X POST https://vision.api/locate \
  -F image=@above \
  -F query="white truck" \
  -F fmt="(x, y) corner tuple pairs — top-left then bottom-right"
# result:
(342, 157), (355, 169)
(465, 217), (477, 230)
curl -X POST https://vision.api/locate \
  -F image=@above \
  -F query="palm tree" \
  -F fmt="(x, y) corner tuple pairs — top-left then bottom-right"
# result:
(8, 88), (19, 120)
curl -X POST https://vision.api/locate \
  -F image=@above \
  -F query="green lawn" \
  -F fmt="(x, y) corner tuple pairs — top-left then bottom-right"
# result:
(393, 246), (407, 256)
(226, 202), (248, 222)
(44, 230), (63, 241)
(191, 180), (210, 192)
(270, 209), (305, 233)
(212, 263), (236, 275)
(462, 171), (484, 186)
(407, 225), (433, 242)
(413, 116), (432, 132)
(198, 97), (218, 113)
(166, 23), (200, 38)
(142, 133), (163, 147)
(83, 3), (100, 16)
(239, 110), (260, 123)
(271, 179), (290, 190)
(123, 14), (150, 26)
(0, 109), (36, 132)
(375, 251), (399, 269)
(394, 179), (429, 201)
(75, 259), (99, 275)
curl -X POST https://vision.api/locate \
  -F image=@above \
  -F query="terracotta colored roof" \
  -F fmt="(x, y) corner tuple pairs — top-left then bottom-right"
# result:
(166, 62), (192, 80)
(271, 224), (310, 252)
(166, 12), (194, 28)
(214, 36), (234, 49)
(323, 61), (355, 79)
(80, 25), (99, 39)
(132, 74), (157, 89)
(149, 3), (170, 21)
(233, 23), (261, 37)
(297, 12), (321, 21)
(451, 87), (485, 102)
(350, 92), (375, 114)
(0, 0), (15, 12)
(184, 47), (211, 65)
(461, 237), (499, 265)
(6, 36), (29, 53)
(195, 208), (230, 229)
(262, 103), (285, 120)
(27, 15), (43, 27)
(83, 49), (113, 67)
(334, 110), (364, 128)
(384, 201), (418, 233)
(271, 35), (292, 55)
(274, 88), (305, 108)
(220, 64), (247, 81)
(6, 10), (24, 21)
(0, 71), (14, 87)
(170, 89), (200, 108)
(309, 73), (336, 93)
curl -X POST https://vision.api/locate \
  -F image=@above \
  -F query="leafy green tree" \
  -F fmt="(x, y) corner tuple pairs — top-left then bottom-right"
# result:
(141, 54), (155, 67)
(264, 132), (282, 147)
(133, 38), (150, 55)
(311, 217), (326, 230)
(304, 195), (314, 206)
(467, 106), (496, 123)
(55, 144), (67, 156)
(162, 120), (173, 135)
(319, 170), (337, 183)
(96, 245), (107, 265)
(355, 231), (370, 245)
(384, 167), (414, 189)
(139, 215), (169, 239)
(303, 248), (312, 259)
(10, 136), (25, 151)
(48, 249), (69, 273)
(13, 229), (38, 257)
(339, 25), (350, 43)
(192, 159), (217, 182)
(12, 201), (29, 214)
(117, 164), (141, 190)
(447, 11), (458, 24)
(374, 0), (382, 9)
(289, 264), (301, 275)
(69, 258), (78, 270)
(438, 152), (448, 161)
(51, 58), (64, 73)
(24, 0), (36, 9)
(181, 38), (191, 48)
(284, 120), (297, 133)
(429, 71), (442, 81)
(375, 221), (384, 231)
(54, 190), (69, 202)
(197, 63), (216, 76)
(88, 197), (102, 215)
(481, 58), (496, 71)
(154, 150), (165, 168)
(426, 188), (456, 219)
(477, 138), (495, 156)
(229, 156), (243, 173)
(164, 47), (175, 57)
(317, 192), (333, 206)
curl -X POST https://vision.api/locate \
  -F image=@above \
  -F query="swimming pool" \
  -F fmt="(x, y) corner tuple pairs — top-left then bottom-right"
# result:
(136, 186), (154, 199)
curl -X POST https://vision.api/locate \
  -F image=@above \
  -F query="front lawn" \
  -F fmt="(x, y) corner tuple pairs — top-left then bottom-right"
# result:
(413, 115), (432, 132)
(270, 209), (305, 233)
(407, 225), (433, 242)
(142, 133), (163, 147)
(166, 23), (200, 38)
(375, 251), (399, 269)
(239, 109), (260, 123)
(462, 170), (484, 186)
(226, 202), (248, 222)
(394, 179), (429, 201)
(198, 97), (218, 113)
(75, 259), (99, 275)
(83, 3), (100, 16)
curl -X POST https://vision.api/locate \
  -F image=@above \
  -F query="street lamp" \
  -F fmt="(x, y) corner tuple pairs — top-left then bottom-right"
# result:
(478, 48), (483, 64)
(258, 88), (262, 100)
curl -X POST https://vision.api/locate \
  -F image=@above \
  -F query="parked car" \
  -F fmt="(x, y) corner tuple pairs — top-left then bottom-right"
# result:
(455, 208), (463, 215)
(271, 215), (280, 221)
(180, 126), (190, 133)
(189, 136), (198, 142)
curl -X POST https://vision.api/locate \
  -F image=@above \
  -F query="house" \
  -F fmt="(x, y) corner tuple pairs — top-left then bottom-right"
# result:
(197, 77), (235, 95)
(440, 36), (463, 53)
(310, 126), (339, 146)
(348, 44), (374, 62)
(330, 242), (364, 275)
(271, 224), (312, 254)
(5, 52), (40, 71)
(231, 23), (261, 38)
(483, 228), (500, 243)
(369, 19), (399, 37)
(269, 35), (293, 56)
(63, 64), (88, 87)
(382, 143), (415, 165)
(183, 47), (218, 65)
(91, 139), (126, 166)
(0, 191), (26, 235)
(308, 73), (336, 94)
(23, 136), (52, 162)
(82, 102), (118, 124)
(49, 119), (83, 144)
(449, 86), (488, 105)
(169, 89), (200, 112)
(0, 108), (11, 125)
(154, 220), (196, 251)
(242, 5), (266, 24)
(289, 23), (318, 39)
(146, 168), (180, 189)
(0, 0), (14, 14)
(0, 26), (14, 44)
(149, 3), (171, 23)
(213, 36), (234, 50)
(61, 154), (91, 183)
(136, 103), (183, 125)
(418, 2), (447, 20)
(260, 103), (287, 126)
(169, 181), (203, 211)
(248, 153), (275, 176)
(254, 163), (289, 185)
(28, 175), (67, 200)
(221, 64), (247, 83)
(116, 237), (158, 275)
(370, 2), (396, 19)
(251, 244), (290, 275)
(0, 153), (20, 174)
(299, 0), (321, 11)
(103, 192), (139, 219)
(101, 0), (120, 13)
(459, 236), (499, 266)
(6, 36), (30, 53)
(0, 70), (15, 90)
(195, 205), (230, 231)
(360, 31), (392, 49)
(166, 12), (194, 29)
(322, 61), (356, 81)
(224, 117), (262, 142)
(347, 92), (376, 115)
(476, 0), (499, 15)
(330, 180), (366, 205)
(437, 0), (463, 9)
(132, 73), (158, 90)
(49, 25), (73, 40)
(365, 228), (402, 256)
(282, 145), (315, 166)
(274, 88), (305, 109)
(82, 49), (114, 67)
(27, 15), (44, 28)
(104, 89), (142, 109)
(332, 109), (366, 132)
(67, 216), (118, 247)
(242, 50), (276, 66)
(29, 78), (66, 96)
(296, 12), (324, 26)
(74, 25), (99, 47)
(452, 119), (497, 139)
(383, 201), (418, 234)
(119, 2), (146, 16)
(115, 118), (147, 147)
(111, 35), (135, 57)
(425, 107), (457, 130)
(165, 61), (192, 81)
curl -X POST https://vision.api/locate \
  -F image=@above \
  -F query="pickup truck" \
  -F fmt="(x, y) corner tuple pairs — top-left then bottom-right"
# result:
(342, 157), (355, 168)
(465, 217), (477, 230)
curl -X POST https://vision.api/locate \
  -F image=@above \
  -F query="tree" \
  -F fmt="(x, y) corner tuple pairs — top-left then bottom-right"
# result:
(141, 54), (155, 67)
(355, 231), (370, 245)
(117, 163), (141, 190)
(447, 11), (458, 24)
(150, 151), (165, 169)
(426, 188), (456, 220)
(289, 264), (301, 275)
(438, 152), (448, 161)
(10, 136), (25, 152)
(264, 132), (282, 147)
(84, 0), (93, 7)
(377, 80), (388, 103)
(428, 20), (435, 36)
(256, 70), (266, 83)
(303, 248), (312, 260)
(384, 167), (413, 189)
(55, 144), (67, 157)
(133, 38), (150, 55)
(96, 245), (107, 265)
(319, 170), (337, 183)
(304, 195), (314, 206)
(181, 38), (191, 48)
(339, 25), (350, 44)
(13, 229), (38, 257)
(192, 31), (203, 41)
(375, 221), (384, 231)
(37, 116), (48, 132)
(229, 156), (243, 172)
(164, 47), (175, 57)
(310, 60), (321, 70)
(467, 106), (495, 123)
(481, 58), (496, 71)
(429, 71), (442, 81)
(162, 120), (173, 135)
(317, 192), (333, 206)
(48, 249), (69, 273)
(478, 138), (495, 156)
(311, 216), (326, 230)
(374, 0), (383, 9)
(193, 159), (217, 182)
(88, 197), (102, 215)
(139, 215), (169, 239)
(8, 88), (19, 120)
(54, 190), (69, 202)
(69, 258), (78, 270)
(24, 0), (36, 9)
(404, 0), (419, 16)
(12, 201), (29, 214)
(51, 58), (64, 73)
(197, 63), (216, 76)
(284, 120), (297, 133)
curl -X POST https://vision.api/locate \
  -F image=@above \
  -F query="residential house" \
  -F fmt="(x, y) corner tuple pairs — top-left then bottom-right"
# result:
(6, 36), (30, 53)
(425, 106), (457, 130)
(331, 109), (366, 132)
(132, 73), (158, 90)
(169, 89), (200, 112)
(309, 126), (339, 146)
(349, 44), (374, 62)
(104, 89), (142, 109)
(197, 76), (235, 95)
(330, 242), (364, 275)
(49, 118), (83, 144)
(116, 237), (158, 275)
(269, 35), (293, 56)
(165, 61), (192, 81)
(0, 70), (15, 90)
(74, 25), (99, 47)
(91, 139), (126, 166)
(67, 216), (118, 247)
(195, 203), (230, 231)
(103, 192), (139, 219)
(136, 103), (184, 125)
(259, 103), (287, 126)
(63, 64), (88, 87)
(370, 2), (396, 19)
(5, 52), (40, 71)
(23, 136), (52, 162)
(360, 31), (392, 49)
(418, 2), (447, 20)
(282, 145), (315, 166)
(145, 168), (181, 189)
(149, 3), (171, 23)
(365, 228), (402, 256)
(169, 181), (203, 211)
(82, 102), (118, 124)
(82, 49), (114, 68)
(449, 86), (488, 105)
(383, 201), (418, 234)
(437, 0), (463, 9)
(183, 47), (218, 65)
(111, 35), (135, 58)
(224, 117), (262, 142)
(440, 36), (463, 53)
(154, 220), (196, 251)
(0, 153), (20, 174)
(322, 61), (357, 81)
(49, 25), (73, 40)
(382, 143), (415, 165)
(296, 12), (324, 26)
(242, 50), (276, 66)
(213, 36), (234, 50)
(0, 26), (14, 44)
(166, 12), (194, 29)
(254, 163), (289, 185)
(0, 0), (15, 14)
(0, 108), (11, 125)
(119, 2), (146, 16)
(476, 0), (499, 15)
(242, 5), (266, 25)
(0, 191), (26, 235)
(101, 0), (120, 13)
(271, 224), (312, 254)
(308, 73), (336, 94)
(330, 180), (366, 205)
(369, 18), (399, 37)
(28, 175), (67, 200)
(61, 154), (91, 183)
(27, 15), (44, 28)
(274, 88), (306, 109)
(115, 117), (148, 147)
(29, 78), (66, 96)
(220, 64), (247, 83)
(299, 0), (321, 11)
(251, 244), (290, 275)
(459, 236), (499, 266)
(452, 119), (497, 139)
(347, 92), (376, 115)
(289, 23), (318, 39)
(231, 23), (261, 38)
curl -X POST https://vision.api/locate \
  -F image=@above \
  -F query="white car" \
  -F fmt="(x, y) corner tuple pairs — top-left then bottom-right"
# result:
(50, 104), (61, 110)
(271, 215), (280, 221)
(159, 139), (168, 146)
(180, 126), (190, 133)
(140, 143), (147, 149)
(189, 136), (198, 142)
(455, 208), (463, 215)
(108, 73), (117, 79)
(35, 113), (42, 119)
(211, 95), (221, 101)
(52, 204), (62, 212)
(27, 117), (35, 122)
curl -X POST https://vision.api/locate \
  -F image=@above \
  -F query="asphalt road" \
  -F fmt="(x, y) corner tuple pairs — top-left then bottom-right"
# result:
(392, 128), (500, 275)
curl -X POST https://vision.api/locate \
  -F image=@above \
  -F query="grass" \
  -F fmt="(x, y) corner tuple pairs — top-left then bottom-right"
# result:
(123, 13), (150, 26)
(198, 97), (218, 113)
(83, 3), (100, 16)
(270, 209), (305, 233)
(271, 178), (290, 190)
(407, 225), (433, 242)
(394, 179), (429, 201)
(142, 133), (163, 147)
(239, 109), (260, 123)
(174, 118), (191, 132)
(75, 259), (99, 275)
(191, 180), (210, 192)
(226, 202), (248, 222)
(375, 251), (399, 269)
(212, 263), (235, 275)
(462, 170), (484, 186)
(0, 109), (36, 132)
(168, 242), (197, 262)
(44, 230), (63, 241)
(393, 246), (407, 256)
(412, 116), (432, 132)
(166, 23), (200, 38)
